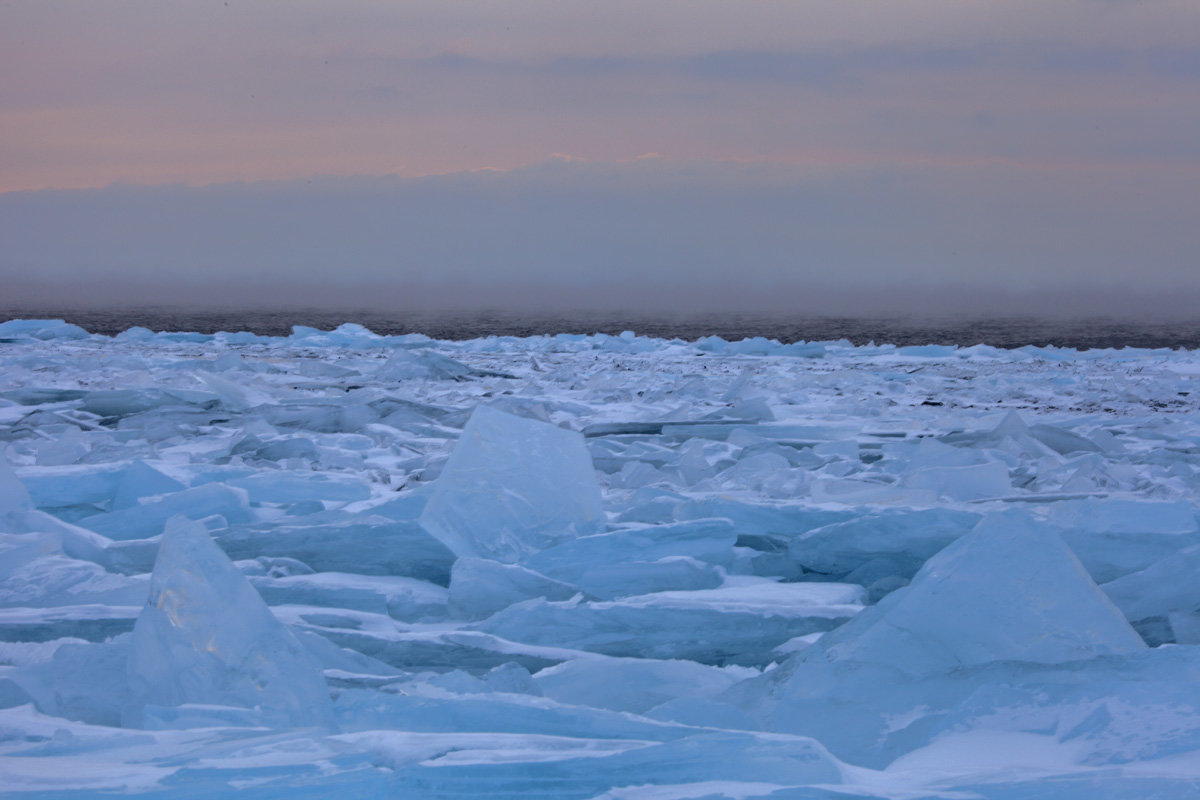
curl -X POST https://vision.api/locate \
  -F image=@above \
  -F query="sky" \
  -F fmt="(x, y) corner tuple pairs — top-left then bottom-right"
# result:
(2, 1), (1198, 315)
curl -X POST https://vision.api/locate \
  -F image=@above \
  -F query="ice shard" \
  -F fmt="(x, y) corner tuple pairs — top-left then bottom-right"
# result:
(124, 516), (334, 728)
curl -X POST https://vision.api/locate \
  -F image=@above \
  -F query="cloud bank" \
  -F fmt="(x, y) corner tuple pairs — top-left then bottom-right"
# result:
(3, 158), (1196, 316)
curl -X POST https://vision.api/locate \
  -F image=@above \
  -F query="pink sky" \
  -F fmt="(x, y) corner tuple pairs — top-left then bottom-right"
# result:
(3, 2), (1197, 311)
(3, 1), (1198, 192)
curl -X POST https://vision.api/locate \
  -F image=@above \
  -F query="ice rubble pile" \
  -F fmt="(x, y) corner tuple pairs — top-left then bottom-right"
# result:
(1, 319), (1199, 798)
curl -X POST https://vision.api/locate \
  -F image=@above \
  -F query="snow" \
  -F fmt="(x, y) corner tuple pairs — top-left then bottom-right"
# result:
(1, 320), (1199, 797)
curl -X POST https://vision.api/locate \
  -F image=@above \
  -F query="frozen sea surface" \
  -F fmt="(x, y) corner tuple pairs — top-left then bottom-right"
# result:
(6, 308), (1200, 349)
(1, 318), (1199, 798)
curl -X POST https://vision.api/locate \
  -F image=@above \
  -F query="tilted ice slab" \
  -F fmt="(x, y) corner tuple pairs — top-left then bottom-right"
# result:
(787, 511), (1145, 678)
(787, 507), (982, 580)
(1046, 498), (1200, 583)
(448, 557), (580, 620)
(125, 516), (334, 728)
(216, 514), (456, 585)
(79, 483), (253, 541)
(730, 510), (1149, 765)
(419, 406), (605, 562)
(479, 579), (864, 666)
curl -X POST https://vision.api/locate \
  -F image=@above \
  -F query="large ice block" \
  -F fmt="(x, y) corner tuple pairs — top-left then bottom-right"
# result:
(420, 406), (605, 562)
(800, 511), (1145, 677)
(124, 516), (334, 728)
(731, 514), (1151, 767)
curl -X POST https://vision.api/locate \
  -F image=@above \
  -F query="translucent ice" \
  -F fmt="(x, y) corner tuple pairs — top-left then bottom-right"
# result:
(1101, 544), (1200, 643)
(125, 516), (334, 728)
(448, 557), (580, 620)
(794, 511), (1144, 677)
(731, 516), (1151, 767)
(1, 555), (148, 607)
(110, 461), (185, 510)
(80, 483), (252, 541)
(216, 516), (456, 584)
(901, 461), (1012, 500)
(479, 580), (863, 666)
(0, 318), (89, 341)
(534, 655), (746, 714)
(0, 455), (35, 517)
(420, 406), (605, 562)
(251, 571), (448, 620)
(1047, 498), (1200, 583)
(227, 472), (372, 504)
(376, 348), (475, 381)
(788, 508), (981, 580)
(14, 638), (131, 726)
(524, 518), (737, 585)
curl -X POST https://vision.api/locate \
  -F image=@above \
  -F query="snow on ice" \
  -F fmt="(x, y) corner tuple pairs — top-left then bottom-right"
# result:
(1, 319), (1199, 797)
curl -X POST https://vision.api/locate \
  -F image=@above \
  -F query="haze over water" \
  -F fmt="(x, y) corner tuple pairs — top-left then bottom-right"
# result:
(4, 308), (1199, 350)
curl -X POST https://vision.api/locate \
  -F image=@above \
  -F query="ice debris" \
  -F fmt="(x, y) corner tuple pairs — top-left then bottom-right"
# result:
(4, 322), (1200, 797)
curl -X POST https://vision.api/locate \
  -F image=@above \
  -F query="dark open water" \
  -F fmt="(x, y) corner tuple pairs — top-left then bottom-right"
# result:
(3, 308), (1200, 350)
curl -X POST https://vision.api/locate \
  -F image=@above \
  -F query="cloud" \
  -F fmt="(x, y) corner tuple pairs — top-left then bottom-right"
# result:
(4, 2), (1199, 191)
(1, 158), (1196, 316)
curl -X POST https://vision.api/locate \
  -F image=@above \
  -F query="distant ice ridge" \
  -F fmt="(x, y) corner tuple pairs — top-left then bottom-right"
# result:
(2, 318), (1200, 797)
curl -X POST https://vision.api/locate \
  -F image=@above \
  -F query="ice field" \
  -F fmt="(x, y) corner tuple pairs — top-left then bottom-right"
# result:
(1, 317), (1199, 798)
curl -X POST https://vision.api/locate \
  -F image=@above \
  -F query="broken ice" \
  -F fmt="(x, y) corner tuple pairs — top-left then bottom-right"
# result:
(2, 319), (1199, 798)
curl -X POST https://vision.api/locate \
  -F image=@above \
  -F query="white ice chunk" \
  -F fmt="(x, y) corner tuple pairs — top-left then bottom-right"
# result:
(420, 406), (605, 562)
(125, 516), (334, 728)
